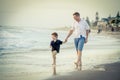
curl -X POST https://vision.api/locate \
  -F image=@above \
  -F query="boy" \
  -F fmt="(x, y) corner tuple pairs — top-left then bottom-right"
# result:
(50, 32), (65, 65)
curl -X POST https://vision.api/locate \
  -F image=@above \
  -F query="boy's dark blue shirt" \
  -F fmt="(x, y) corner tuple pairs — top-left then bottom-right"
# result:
(50, 40), (63, 53)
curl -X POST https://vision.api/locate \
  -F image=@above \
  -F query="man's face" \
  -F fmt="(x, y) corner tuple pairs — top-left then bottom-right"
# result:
(73, 15), (80, 21)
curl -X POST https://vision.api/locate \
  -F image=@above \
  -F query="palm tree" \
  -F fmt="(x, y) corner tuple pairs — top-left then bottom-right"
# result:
(116, 11), (120, 27)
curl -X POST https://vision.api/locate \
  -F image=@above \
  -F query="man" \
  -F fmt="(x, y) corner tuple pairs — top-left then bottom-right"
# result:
(65, 12), (90, 69)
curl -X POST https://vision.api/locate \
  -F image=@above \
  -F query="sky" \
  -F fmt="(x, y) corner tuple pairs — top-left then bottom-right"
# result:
(0, 0), (120, 28)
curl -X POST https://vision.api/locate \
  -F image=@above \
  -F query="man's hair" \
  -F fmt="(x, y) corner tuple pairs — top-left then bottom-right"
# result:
(73, 12), (80, 16)
(51, 32), (58, 37)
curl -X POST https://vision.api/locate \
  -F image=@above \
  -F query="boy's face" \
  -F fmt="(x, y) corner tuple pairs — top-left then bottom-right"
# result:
(51, 35), (57, 40)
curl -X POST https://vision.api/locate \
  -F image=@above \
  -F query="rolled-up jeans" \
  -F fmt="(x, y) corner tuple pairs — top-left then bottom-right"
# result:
(74, 35), (85, 51)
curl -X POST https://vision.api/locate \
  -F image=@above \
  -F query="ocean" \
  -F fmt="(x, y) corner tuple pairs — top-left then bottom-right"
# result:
(0, 27), (74, 54)
(0, 26), (120, 54)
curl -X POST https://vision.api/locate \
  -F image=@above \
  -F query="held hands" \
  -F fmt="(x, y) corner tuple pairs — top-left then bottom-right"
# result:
(65, 38), (68, 43)
(63, 38), (68, 43)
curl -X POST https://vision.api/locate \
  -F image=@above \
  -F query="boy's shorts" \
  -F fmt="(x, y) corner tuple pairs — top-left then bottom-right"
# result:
(74, 35), (85, 51)
(52, 50), (57, 56)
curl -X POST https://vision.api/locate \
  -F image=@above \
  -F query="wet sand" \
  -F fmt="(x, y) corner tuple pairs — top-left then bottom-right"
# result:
(46, 62), (120, 80)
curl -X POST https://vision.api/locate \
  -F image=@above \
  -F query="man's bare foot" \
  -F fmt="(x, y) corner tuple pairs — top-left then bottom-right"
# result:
(74, 62), (78, 69)
(77, 63), (82, 71)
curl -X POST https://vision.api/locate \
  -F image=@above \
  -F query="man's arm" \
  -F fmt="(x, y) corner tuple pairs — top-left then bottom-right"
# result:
(65, 29), (74, 42)
(84, 20), (90, 43)
(85, 30), (89, 43)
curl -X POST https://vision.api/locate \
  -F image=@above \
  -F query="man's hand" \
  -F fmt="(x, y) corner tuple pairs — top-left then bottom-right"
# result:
(64, 38), (68, 43)
(85, 38), (88, 43)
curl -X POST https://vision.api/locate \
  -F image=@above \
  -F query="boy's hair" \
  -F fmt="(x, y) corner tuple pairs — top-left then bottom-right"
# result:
(51, 32), (58, 38)
(73, 12), (80, 16)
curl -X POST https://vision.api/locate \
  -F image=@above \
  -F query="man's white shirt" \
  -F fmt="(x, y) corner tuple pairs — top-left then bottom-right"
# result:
(71, 19), (90, 38)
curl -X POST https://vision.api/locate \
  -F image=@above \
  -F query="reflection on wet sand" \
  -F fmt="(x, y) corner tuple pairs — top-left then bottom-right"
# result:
(52, 65), (56, 75)
(78, 65), (82, 71)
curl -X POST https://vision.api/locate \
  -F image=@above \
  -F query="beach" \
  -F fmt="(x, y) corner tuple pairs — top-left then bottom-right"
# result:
(0, 27), (120, 80)
(0, 0), (120, 79)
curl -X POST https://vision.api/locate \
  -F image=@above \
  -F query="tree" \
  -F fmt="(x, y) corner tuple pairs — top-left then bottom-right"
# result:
(116, 11), (120, 27)
(116, 11), (120, 18)
(95, 12), (99, 22)
(93, 12), (100, 26)
(108, 14), (111, 19)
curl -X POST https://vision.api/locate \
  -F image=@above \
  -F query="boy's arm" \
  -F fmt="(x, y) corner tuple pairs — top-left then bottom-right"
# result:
(59, 40), (65, 45)
(62, 41), (66, 44)
(50, 41), (52, 48)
